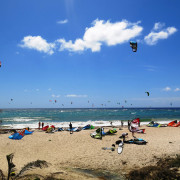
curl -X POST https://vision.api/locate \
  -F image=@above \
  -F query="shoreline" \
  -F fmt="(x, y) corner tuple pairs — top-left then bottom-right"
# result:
(0, 119), (173, 130)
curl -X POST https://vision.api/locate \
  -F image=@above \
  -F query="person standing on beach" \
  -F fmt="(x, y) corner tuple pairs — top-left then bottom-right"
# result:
(121, 120), (124, 127)
(38, 121), (41, 130)
(42, 122), (44, 129)
(69, 122), (73, 134)
(128, 120), (131, 131)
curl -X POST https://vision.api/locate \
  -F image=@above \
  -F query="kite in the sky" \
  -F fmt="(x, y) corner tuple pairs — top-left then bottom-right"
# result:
(145, 92), (150, 96)
(0, 61), (1, 67)
(130, 41), (137, 52)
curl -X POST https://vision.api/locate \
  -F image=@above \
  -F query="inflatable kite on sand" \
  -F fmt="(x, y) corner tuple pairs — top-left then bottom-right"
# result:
(9, 130), (25, 140)
(24, 129), (34, 135)
(129, 118), (145, 133)
(168, 120), (180, 127)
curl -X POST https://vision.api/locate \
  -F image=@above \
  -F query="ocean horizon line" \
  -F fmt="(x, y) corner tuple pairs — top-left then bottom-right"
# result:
(0, 107), (180, 110)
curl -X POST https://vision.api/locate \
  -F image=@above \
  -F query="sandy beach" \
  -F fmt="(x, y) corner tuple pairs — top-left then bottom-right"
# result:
(0, 125), (179, 179)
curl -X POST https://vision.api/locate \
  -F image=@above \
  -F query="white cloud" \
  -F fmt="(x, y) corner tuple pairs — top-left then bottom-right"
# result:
(19, 36), (55, 55)
(174, 88), (180, 92)
(153, 22), (165, 31)
(144, 23), (177, 45)
(163, 86), (171, 91)
(57, 19), (143, 52)
(52, 94), (60, 98)
(57, 19), (68, 24)
(144, 65), (157, 72)
(66, 94), (88, 98)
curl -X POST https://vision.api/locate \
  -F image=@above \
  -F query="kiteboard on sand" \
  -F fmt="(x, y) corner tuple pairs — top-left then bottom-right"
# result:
(118, 141), (124, 154)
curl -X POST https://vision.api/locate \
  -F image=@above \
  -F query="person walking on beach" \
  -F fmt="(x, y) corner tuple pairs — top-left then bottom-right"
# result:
(42, 122), (44, 129)
(69, 122), (73, 134)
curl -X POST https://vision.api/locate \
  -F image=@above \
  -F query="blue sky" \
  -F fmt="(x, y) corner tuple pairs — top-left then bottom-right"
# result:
(0, 0), (180, 108)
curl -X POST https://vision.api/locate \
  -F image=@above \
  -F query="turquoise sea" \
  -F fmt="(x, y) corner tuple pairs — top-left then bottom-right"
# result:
(0, 108), (180, 129)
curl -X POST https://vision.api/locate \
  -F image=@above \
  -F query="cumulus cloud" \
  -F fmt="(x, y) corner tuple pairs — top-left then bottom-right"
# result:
(57, 19), (143, 52)
(144, 23), (177, 45)
(174, 88), (180, 92)
(66, 94), (88, 98)
(57, 19), (68, 24)
(19, 36), (55, 55)
(153, 22), (165, 31)
(163, 86), (171, 91)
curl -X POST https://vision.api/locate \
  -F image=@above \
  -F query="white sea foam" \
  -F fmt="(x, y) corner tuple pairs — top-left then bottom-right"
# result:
(1, 119), (176, 129)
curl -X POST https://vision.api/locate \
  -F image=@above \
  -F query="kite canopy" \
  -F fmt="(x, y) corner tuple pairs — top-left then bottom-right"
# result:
(9, 130), (25, 140)
(24, 129), (34, 135)
(145, 92), (150, 96)
(130, 41), (137, 52)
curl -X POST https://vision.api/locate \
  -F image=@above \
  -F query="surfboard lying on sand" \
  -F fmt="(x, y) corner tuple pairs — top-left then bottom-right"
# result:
(118, 141), (124, 154)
